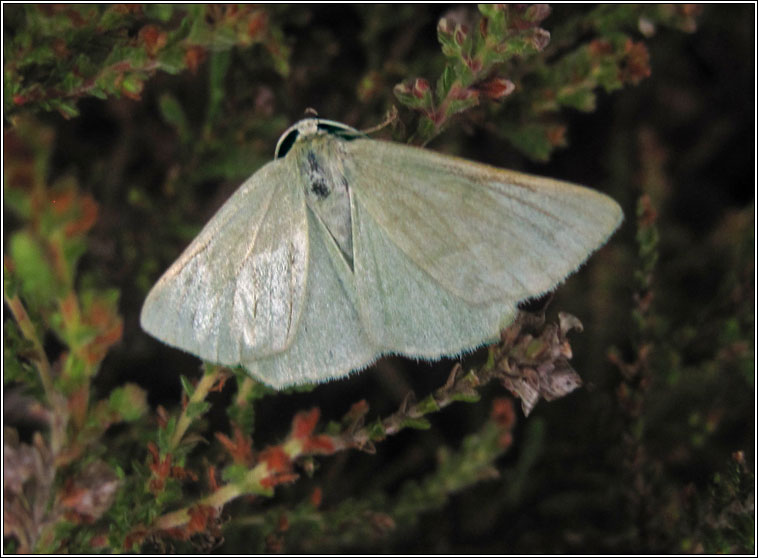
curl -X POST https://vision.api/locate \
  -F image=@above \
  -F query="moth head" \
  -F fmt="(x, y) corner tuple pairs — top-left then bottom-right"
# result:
(275, 118), (363, 159)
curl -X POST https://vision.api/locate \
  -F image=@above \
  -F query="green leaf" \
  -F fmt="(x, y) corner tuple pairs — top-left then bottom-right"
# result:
(121, 74), (144, 96)
(108, 383), (149, 422)
(479, 4), (507, 37)
(366, 419), (387, 440)
(222, 463), (249, 485)
(185, 400), (211, 420)
(500, 122), (557, 162)
(179, 374), (195, 397)
(446, 95), (479, 117)
(9, 231), (59, 305)
(437, 18), (459, 59)
(556, 87), (597, 112)
(436, 65), (456, 100)
(206, 50), (231, 131)
(449, 391), (481, 403)
(143, 4), (176, 22)
(416, 394), (440, 415)
(157, 416), (178, 452)
(159, 94), (190, 142)
(399, 417), (432, 430)
(2, 320), (39, 390)
(156, 47), (185, 75)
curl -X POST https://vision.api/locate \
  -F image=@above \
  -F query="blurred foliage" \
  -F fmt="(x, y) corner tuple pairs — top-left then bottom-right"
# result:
(4, 4), (289, 119)
(3, 4), (754, 554)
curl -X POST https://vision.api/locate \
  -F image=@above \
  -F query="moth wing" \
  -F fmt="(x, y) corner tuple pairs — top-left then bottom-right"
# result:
(140, 159), (308, 365)
(344, 139), (622, 304)
(351, 190), (517, 357)
(243, 211), (380, 388)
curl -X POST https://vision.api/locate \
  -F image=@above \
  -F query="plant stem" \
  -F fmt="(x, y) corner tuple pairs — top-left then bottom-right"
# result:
(168, 366), (224, 451)
(4, 292), (56, 402)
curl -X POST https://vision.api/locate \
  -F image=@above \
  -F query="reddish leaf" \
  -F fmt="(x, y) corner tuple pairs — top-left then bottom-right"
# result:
(491, 397), (516, 429)
(291, 408), (320, 440)
(588, 38), (613, 57)
(148, 444), (172, 493)
(258, 446), (291, 473)
(310, 486), (323, 508)
(621, 40), (651, 84)
(303, 434), (336, 455)
(209, 372), (229, 392)
(111, 4), (143, 15)
(89, 533), (108, 548)
(139, 24), (168, 57)
(59, 460), (120, 523)
(498, 431), (514, 449)
(260, 472), (299, 489)
(59, 292), (79, 326)
(184, 46), (207, 74)
(208, 466), (219, 491)
(52, 38), (69, 58)
(215, 425), (254, 465)
(170, 465), (198, 482)
(187, 504), (216, 535)
(67, 385), (89, 427)
(51, 190), (75, 214)
(546, 124), (567, 147)
(247, 11), (267, 37)
(156, 406), (169, 429)
(64, 195), (98, 237)
(123, 527), (149, 551)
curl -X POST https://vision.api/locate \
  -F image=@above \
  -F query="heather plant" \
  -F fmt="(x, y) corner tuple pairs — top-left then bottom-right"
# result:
(3, 4), (753, 553)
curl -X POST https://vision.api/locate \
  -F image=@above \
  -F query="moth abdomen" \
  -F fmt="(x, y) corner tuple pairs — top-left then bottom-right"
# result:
(306, 151), (331, 199)
(301, 145), (354, 267)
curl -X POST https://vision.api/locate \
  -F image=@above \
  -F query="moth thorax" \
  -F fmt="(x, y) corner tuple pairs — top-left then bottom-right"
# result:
(302, 148), (354, 268)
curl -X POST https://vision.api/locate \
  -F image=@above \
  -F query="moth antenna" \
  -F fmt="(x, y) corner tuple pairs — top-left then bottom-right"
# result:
(360, 106), (400, 136)
(361, 105), (400, 136)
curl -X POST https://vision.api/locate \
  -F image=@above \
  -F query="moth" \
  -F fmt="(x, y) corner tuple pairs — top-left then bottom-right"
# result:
(140, 118), (622, 388)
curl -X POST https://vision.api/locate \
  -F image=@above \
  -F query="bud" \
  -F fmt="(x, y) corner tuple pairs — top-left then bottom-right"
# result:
(412, 78), (431, 99)
(466, 56), (483, 73)
(621, 40), (651, 84)
(479, 17), (488, 38)
(525, 4), (551, 24)
(479, 77), (515, 100)
(454, 23), (468, 46)
(139, 24), (167, 57)
(394, 81), (412, 96)
(437, 17), (454, 37)
(638, 16), (656, 38)
(530, 28), (551, 51)
(437, 17), (458, 57)
(448, 85), (478, 101)
(394, 80), (429, 109)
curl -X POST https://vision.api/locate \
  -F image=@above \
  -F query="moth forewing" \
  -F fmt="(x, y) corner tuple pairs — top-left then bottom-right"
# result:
(343, 139), (623, 305)
(140, 159), (310, 365)
(350, 185), (518, 356)
(241, 211), (379, 388)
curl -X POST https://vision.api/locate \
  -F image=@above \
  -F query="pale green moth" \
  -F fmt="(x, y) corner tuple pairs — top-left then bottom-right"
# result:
(140, 118), (622, 389)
